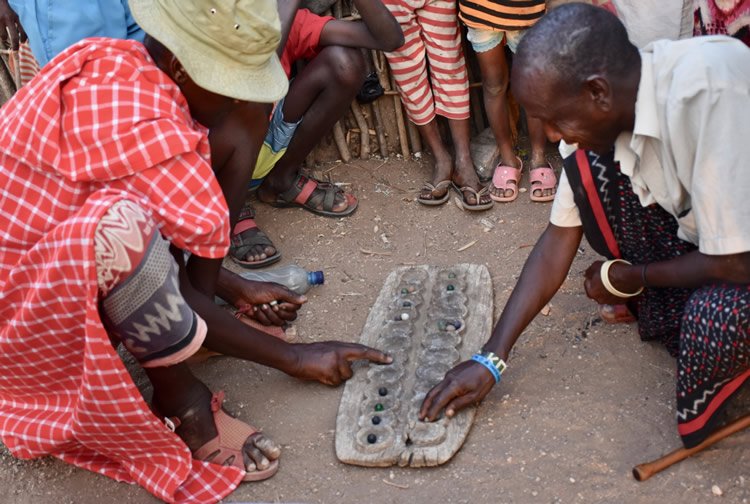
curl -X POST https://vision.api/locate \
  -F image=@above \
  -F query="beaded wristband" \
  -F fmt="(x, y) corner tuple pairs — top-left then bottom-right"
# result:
(600, 259), (644, 298)
(471, 352), (507, 383)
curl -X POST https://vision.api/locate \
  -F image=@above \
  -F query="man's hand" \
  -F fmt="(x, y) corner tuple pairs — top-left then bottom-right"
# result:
(0, 0), (25, 51)
(287, 342), (392, 386)
(584, 260), (634, 305)
(419, 360), (496, 422)
(234, 280), (306, 326)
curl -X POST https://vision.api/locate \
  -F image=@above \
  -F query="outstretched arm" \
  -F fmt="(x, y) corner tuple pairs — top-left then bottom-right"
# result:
(319, 0), (404, 51)
(420, 223), (583, 421)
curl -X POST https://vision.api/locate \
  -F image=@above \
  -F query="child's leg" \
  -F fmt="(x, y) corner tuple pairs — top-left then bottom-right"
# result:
(383, 0), (452, 203)
(418, 0), (490, 206)
(256, 46), (365, 215)
(528, 116), (548, 169)
(382, 0), (436, 126)
(469, 30), (518, 171)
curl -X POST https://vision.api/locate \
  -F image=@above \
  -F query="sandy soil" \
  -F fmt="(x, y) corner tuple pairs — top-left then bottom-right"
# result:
(1, 156), (748, 504)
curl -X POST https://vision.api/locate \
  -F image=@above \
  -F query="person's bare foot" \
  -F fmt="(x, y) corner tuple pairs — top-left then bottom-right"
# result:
(157, 384), (281, 475)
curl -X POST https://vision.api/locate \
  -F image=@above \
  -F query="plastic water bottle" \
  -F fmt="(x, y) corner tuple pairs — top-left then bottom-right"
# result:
(239, 265), (324, 294)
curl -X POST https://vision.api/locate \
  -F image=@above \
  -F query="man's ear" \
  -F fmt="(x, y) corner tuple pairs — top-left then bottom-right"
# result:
(170, 56), (189, 84)
(584, 75), (612, 112)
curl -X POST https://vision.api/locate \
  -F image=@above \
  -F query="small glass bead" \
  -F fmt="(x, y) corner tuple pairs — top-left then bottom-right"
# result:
(446, 284), (455, 291)
(367, 433), (377, 444)
(401, 288), (408, 295)
(402, 301), (412, 308)
(374, 403), (384, 412)
(400, 313), (409, 321)
(372, 416), (381, 425)
(448, 272), (456, 279)
(378, 387), (388, 396)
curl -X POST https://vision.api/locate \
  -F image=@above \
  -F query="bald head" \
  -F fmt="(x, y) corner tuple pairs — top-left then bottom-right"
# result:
(515, 2), (639, 93)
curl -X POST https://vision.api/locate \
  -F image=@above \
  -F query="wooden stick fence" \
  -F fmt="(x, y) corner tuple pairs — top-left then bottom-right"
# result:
(305, 0), (492, 164)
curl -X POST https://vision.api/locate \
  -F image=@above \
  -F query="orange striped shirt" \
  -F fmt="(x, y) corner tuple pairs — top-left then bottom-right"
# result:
(459, 0), (546, 31)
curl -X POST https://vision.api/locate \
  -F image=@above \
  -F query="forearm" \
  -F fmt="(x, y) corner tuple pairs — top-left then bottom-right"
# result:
(484, 224), (583, 361)
(351, 0), (404, 50)
(319, 0), (404, 51)
(178, 260), (298, 371)
(277, 0), (302, 56)
(610, 250), (750, 292)
(216, 267), (243, 305)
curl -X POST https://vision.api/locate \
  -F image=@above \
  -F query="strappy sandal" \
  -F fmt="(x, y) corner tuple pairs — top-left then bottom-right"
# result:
(167, 391), (280, 482)
(529, 164), (558, 202)
(490, 157), (523, 203)
(451, 182), (494, 211)
(271, 173), (358, 217)
(417, 179), (451, 206)
(229, 202), (281, 269)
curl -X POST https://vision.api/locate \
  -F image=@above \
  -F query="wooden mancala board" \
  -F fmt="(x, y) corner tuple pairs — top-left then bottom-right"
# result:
(335, 264), (493, 467)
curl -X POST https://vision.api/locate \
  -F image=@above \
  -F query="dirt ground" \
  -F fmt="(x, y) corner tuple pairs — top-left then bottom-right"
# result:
(1, 155), (748, 504)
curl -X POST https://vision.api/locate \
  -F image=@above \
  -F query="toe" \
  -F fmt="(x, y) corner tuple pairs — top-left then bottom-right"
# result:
(253, 433), (281, 460)
(244, 442), (270, 471)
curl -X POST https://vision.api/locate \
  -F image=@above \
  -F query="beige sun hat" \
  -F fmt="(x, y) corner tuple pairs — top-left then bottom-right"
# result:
(129, 0), (288, 103)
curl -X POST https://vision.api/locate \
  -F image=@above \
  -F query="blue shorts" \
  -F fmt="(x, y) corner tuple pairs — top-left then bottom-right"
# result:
(466, 26), (526, 54)
(249, 96), (302, 188)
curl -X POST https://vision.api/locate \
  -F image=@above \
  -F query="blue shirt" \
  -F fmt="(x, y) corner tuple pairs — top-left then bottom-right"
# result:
(8, 0), (144, 66)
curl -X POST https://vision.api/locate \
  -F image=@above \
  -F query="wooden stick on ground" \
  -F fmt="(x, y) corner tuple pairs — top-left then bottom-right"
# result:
(371, 100), (389, 158)
(387, 70), (410, 159)
(632, 413), (750, 482)
(350, 101), (370, 160)
(332, 121), (351, 163)
(406, 119), (422, 156)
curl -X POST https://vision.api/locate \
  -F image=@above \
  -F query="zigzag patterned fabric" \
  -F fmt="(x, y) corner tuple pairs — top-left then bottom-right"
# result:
(564, 150), (750, 449)
(97, 200), (207, 368)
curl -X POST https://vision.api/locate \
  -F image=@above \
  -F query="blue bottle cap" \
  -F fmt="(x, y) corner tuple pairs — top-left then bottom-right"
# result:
(308, 270), (325, 285)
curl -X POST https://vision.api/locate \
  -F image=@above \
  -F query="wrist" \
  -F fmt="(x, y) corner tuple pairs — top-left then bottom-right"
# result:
(276, 342), (302, 375)
(471, 351), (507, 383)
(602, 259), (643, 297)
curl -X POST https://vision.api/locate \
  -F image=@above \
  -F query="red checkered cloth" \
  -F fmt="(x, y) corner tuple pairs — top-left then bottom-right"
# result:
(0, 38), (242, 503)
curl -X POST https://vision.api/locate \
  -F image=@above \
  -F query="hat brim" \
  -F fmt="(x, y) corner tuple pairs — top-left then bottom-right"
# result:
(129, 0), (288, 103)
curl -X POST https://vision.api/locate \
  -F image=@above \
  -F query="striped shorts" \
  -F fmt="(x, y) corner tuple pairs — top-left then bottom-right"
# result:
(383, 0), (470, 125)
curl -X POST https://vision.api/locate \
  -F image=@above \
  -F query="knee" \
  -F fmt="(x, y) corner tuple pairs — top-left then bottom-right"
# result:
(320, 46), (367, 90)
(483, 76), (509, 98)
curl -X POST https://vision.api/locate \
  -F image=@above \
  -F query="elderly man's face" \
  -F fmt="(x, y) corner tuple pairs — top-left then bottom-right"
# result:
(512, 68), (621, 154)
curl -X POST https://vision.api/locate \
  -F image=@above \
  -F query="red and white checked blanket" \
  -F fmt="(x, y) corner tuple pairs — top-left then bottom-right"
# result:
(0, 38), (243, 503)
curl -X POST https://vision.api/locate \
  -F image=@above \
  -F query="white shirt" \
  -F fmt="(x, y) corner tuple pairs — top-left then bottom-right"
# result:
(550, 36), (750, 256)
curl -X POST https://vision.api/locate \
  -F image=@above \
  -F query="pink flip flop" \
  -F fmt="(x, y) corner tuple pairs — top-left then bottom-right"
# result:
(192, 391), (280, 482)
(490, 157), (522, 203)
(529, 165), (558, 202)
